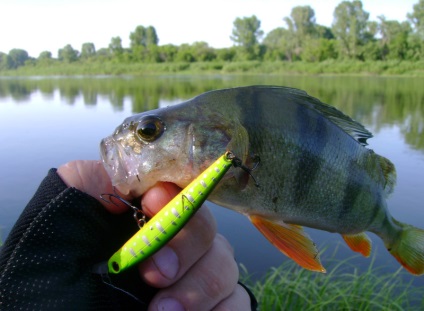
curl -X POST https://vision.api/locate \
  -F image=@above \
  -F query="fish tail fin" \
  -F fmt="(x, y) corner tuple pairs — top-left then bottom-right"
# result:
(388, 220), (424, 275)
(378, 155), (396, 197)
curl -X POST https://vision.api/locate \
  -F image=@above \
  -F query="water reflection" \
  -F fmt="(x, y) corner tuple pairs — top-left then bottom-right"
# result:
(0, 75), (423, 297)
(1, 75), (423, 151)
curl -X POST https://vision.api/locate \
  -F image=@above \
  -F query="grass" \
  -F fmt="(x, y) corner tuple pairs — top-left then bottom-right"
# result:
(3, 60), (424, 77)
(241, 254), (424, 310)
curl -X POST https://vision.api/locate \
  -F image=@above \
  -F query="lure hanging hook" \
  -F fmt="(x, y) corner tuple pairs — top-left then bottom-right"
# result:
(226, 151), (261, 187)
(100, 190), (147, 228)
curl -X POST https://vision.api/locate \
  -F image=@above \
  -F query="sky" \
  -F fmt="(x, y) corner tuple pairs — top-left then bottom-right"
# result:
(0, 0), (419, 58)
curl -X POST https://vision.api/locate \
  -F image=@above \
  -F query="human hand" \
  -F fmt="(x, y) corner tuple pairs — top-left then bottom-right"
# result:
(57, 160), (252, 310)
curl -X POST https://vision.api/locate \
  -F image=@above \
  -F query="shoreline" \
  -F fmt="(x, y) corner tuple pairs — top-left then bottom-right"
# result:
(1, 60), (424, 77)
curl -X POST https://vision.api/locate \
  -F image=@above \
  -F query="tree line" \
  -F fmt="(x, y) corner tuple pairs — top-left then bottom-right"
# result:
(1, 0), (424, 71)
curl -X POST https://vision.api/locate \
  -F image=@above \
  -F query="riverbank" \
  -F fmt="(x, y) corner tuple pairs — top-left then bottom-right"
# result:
(2, 60), (424, 76)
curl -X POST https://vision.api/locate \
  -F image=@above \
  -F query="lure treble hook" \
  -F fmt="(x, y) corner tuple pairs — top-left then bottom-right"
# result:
(100, 189), (147, 228)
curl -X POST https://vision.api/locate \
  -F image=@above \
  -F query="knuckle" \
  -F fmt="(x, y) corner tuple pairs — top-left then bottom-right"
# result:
(215, 233), (235, 257)
(190, 205), (217, 244)
(202, 270), (227, 301)
(198, 238), (239, 301)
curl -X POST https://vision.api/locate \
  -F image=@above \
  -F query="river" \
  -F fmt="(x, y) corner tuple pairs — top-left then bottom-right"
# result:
(0, 74), (423, 293)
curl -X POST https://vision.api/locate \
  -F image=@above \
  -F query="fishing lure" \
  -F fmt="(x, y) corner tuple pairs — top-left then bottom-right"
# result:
(106, 151), (255, 274)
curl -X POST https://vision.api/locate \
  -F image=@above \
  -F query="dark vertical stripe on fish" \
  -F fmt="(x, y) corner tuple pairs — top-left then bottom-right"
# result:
(293, 105), (328, 205)
(238, 88), (264, 157)
(366, 192), (383, 229)
(339, 160), (364, 220)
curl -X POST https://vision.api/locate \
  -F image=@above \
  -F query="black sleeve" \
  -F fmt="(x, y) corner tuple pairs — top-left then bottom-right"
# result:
(0, 169), (156, 310)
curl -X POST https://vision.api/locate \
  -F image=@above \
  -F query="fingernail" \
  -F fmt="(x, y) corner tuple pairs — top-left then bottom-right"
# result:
(157, 298), (185, 311)
(152, 245), (179, 279)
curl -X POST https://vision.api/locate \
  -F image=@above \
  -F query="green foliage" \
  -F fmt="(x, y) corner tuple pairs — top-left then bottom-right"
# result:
(58, 44), (78, 63)
(242, 255), (424, 310)
(0, 52), (12, 70)
(80, 42), (96, 59)
(1, 2), (424, 73)
(283, 5), (319, 60)
(38, 51), (52, 60)
(301, 38), (338, 62)
(7, 49), (29, 69)
(157, 44), (178, 62)
(408, 0), (424, 36)
(109, 36), (123, 56)
(216, 47), (237, 61)
(130, 25), (159, 48)
(332, 1), (370, 59)
(230, 15), (263, 60)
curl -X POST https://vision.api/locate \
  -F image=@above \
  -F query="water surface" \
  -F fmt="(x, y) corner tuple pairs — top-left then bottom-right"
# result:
(0, 75), (423, 290)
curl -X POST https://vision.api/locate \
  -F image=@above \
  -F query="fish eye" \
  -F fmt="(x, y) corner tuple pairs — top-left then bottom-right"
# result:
(135, 115), (165, 142)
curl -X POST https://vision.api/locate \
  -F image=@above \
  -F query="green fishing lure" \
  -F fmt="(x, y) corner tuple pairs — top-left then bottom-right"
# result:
(107, 151), (241, 274)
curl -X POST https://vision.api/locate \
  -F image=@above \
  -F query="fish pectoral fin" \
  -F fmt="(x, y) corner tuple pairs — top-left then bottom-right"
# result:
(249, 215), (326, 273)
(341, 232), (372, 257)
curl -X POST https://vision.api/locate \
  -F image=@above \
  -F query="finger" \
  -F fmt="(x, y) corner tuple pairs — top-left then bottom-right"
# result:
(212, 284), (252, 311)
(140, 182), (181, 218)
(57, 160), (131, 213)
(139, 182), (217, 288)
(148, 234), (239, 311)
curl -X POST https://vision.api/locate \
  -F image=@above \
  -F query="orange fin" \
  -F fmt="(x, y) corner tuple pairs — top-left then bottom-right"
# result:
(342, 232), (372, 257)
(249, 215), (326, 273)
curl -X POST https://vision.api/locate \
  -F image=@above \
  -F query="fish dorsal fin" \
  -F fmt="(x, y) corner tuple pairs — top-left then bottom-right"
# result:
(342, 232), (372, 257)
(266, 86), (374, 146)
(249, 215), (326, 273)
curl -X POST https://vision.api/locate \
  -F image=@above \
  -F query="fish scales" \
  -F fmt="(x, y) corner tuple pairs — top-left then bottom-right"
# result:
(206, 87), (384, 233)
(101, 86), (424, 275)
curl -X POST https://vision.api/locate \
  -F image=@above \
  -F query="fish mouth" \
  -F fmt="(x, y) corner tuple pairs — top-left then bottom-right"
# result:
(100, 136), (132, 188)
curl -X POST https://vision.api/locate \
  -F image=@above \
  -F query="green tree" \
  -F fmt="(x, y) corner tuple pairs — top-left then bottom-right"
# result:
(130, 25), (159, 62)
(301, 38), (338, 62)
(109, 36), (123, 56)
(96, 48), (112, 59)
(175, 44), (195, 62)
(80, 42), (96, 59)
(8, 49), (29, 68)
(315, 25), (335, 39)
(0, 52), (12, 70)
(263, 27), (297, 61)
(58, 44), (78, 62)
(216, 47), (237, 61)
(378, 16), (411, 60)
(191, 42), (216, 61)
(38, 51), (52, 60)
(230, 15), (264, 60)
(145, 26), (159, 46)
(158, 44), (178, 62)
(408, 0), (424, 37)
(283, 6), (318, 60)
(130, 25), (159, 48)
(332, 0), (370, 59)
(407, 0), (424, 59)
(285, 5), (316, 39)
(37, 51), (54, 66)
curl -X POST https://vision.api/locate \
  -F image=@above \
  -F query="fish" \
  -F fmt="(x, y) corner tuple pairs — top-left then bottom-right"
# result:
(100, 85), (424, 275)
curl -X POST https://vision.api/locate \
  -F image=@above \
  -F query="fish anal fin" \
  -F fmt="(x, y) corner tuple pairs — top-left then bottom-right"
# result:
(249, 215), (326, 273)
(342, 232), (372, 257)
